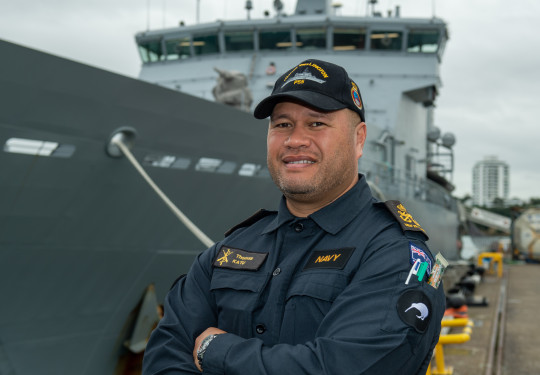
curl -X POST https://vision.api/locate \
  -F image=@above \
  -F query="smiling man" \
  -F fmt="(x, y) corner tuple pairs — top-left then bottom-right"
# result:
(142, 59), (445, 375)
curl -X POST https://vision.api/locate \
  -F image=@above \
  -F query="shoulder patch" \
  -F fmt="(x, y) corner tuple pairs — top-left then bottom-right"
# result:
(224, 209), (276, 237)
(397, 290), (432, 332)
(383, 200), (428, 239)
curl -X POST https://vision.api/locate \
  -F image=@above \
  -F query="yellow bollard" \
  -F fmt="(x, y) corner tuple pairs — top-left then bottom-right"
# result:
(477, 252), (503, 278)
(429, 319), (474, 375)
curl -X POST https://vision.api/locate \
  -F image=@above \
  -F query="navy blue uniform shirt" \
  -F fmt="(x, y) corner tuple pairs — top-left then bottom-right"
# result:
(143, 175), (445, 374)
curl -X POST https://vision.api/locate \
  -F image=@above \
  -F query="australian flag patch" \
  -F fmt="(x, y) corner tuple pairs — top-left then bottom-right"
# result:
(409, 243), (432, 275)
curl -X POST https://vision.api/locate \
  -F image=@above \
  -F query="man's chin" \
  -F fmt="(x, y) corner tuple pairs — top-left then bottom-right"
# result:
(280, 184), (317, 198)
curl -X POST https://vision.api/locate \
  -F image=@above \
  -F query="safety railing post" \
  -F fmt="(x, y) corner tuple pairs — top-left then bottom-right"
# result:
(430, 318), (474, 375)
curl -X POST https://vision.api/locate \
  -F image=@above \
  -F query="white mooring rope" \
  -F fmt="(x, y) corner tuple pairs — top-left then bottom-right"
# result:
(111, 134), (214, 248)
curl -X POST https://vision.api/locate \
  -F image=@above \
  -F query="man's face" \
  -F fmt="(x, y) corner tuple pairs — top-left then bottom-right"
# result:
(267, 101), (366, 205)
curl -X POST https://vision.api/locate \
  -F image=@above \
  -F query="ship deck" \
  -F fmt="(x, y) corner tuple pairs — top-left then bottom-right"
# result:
(435, 260), (540, 375)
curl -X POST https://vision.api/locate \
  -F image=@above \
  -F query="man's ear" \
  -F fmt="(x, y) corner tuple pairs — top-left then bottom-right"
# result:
(355, 122), (367, 159)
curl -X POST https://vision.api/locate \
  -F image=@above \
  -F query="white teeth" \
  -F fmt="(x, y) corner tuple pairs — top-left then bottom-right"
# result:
(288, 160), (314, 164)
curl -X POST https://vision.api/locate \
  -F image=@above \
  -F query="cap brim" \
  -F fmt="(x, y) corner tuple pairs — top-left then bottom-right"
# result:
(253, 91), (347, 119)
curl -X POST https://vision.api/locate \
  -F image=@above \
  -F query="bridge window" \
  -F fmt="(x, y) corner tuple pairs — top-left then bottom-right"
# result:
(333, 28), (366, 50)
(407, 30), (440, 53)
(259, 30), (292, 50)
(138, 40), (163, 63)
(370, 31), (403, 50)
(296, 28), (326, 50)
(165, 37), (191, 60)
(193, 33), (219, 55)
(225, 31), (254, 52)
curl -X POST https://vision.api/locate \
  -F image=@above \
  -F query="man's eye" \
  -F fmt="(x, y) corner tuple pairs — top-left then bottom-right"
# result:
(311, 122), (325, 127)
(273, 122), (291, 128)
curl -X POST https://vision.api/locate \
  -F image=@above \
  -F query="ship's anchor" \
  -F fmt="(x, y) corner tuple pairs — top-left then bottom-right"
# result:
(106, 127), (214, 248)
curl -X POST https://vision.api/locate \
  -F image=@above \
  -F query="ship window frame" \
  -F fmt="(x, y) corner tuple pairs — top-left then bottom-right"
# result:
(164, 35), (192, 60)
(4, 138), (75, 158)
(192, 32), (220, 56)
(258, 27), (293, 51)
(332, 27), (366, 51)
(295, 27), (327, 50)
(406, 29), (441, 53)
(224, 30), (255, 53)
(369, 30), (404, 51)
(138, 38), (165, 63)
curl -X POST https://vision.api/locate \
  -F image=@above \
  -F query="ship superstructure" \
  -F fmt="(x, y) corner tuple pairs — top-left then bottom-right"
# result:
(135, 0), (458, 254)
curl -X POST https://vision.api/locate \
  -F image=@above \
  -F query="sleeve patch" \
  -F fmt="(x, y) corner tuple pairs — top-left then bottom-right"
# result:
(397, 290), (432, 333)
(409, 243), (432, 275)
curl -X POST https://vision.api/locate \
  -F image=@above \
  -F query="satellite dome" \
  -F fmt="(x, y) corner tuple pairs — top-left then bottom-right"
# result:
(441, 132), (456, 148)
(427, 126), (440, 142)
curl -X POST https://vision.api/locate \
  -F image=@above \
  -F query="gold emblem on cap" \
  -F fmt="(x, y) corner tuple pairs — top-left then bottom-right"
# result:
(351, 82), (363, 110)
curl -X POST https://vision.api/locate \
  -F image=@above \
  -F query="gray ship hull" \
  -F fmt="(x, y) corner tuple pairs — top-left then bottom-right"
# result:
(0, 39), (281, 374)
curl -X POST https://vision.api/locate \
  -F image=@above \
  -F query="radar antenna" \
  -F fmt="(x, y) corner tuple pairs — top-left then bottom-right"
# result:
(274, 0), (284, 16)
(245, 0), (253, 20)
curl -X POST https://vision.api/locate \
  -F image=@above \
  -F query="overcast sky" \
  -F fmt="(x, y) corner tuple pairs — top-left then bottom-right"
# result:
(1, 0), (539, 201)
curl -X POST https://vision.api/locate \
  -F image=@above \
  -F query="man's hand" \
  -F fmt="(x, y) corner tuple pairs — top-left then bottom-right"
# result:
(193, 327), (227, 372)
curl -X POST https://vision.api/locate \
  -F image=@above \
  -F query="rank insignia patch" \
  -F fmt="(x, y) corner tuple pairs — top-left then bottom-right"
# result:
(384, 200), (428, 238)
(213, 246), (268, 271)
(409, 243), (432, 275)
(397, 290), (432, 332)
(303, 247), (355, 270)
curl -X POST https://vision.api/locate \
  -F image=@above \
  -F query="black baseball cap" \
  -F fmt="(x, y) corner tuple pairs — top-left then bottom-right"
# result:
(253, 59), (365, 122)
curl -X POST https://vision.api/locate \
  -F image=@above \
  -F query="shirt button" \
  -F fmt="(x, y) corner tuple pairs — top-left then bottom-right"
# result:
(294, 223), (304, 232)
(272, 268), (281, 276)
(256, 324), (266, 334)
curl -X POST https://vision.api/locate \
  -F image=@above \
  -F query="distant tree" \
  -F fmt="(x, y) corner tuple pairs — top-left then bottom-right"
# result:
(491, 197), (505, 208)
(529, 197), (540, 206)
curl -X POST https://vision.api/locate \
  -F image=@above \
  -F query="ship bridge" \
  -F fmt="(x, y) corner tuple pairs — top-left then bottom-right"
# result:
(135, 0), (448, 109)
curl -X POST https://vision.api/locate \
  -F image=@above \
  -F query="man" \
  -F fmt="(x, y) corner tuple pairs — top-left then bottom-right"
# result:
(142, 59), (445, 374)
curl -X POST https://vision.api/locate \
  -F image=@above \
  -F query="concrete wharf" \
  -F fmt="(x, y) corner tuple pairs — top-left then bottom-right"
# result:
(437, 262), (540, 375)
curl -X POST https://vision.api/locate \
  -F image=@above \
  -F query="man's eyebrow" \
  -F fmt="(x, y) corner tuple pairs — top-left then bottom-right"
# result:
(306, 111), (331, 119)
(270, 112), (292, 121)
(270, 110), (331, 121)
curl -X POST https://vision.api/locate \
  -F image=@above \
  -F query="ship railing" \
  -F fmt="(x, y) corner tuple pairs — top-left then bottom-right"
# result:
(360, 158), (455, 211)
(427, 317), (474, 375)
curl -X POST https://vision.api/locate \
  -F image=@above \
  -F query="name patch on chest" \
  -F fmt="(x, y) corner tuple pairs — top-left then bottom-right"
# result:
(303, 247), (355, 270)
(213, 246), (268, 271)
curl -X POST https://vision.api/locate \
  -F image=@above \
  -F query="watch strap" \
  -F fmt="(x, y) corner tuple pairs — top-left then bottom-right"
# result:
(197, 334), (218, 368)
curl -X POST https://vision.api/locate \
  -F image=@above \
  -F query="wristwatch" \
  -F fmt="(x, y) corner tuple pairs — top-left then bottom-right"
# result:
(197, 334), (218, 368)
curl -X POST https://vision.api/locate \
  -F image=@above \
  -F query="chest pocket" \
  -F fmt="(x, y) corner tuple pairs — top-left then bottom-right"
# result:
(280, 271), (349, 344)
(210, 270), (267, 337)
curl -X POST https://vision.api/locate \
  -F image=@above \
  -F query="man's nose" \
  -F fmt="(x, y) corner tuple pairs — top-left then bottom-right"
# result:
(285, 126), (310, 148)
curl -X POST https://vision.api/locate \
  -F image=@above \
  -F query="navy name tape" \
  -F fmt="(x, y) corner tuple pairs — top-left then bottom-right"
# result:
(213, 246), (268, 271)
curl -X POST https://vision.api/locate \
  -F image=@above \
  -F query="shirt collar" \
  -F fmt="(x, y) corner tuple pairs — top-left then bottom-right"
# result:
(262, 196), (295, 234)
(262, 174), (374, 235)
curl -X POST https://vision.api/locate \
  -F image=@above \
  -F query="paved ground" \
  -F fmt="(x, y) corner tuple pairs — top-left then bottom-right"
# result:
(502, 263), (540, 375)
(432, 261), (540, 375)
